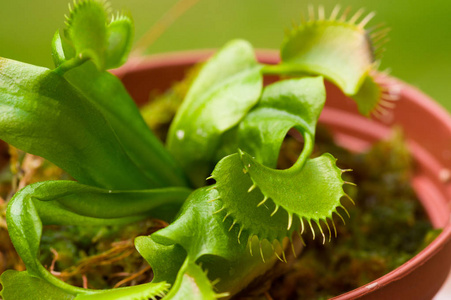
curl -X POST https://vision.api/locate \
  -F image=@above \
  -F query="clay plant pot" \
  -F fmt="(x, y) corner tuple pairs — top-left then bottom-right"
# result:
(114, 51), (451, 300)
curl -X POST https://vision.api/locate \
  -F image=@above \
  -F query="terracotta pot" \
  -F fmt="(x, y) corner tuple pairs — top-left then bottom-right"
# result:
(115, 51), (451, 300)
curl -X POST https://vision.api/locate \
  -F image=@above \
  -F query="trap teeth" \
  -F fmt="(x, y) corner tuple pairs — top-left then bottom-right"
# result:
(359, 11), (376, 28)
(248, 184), (257, 193)
(257, 196), (268, 207)
(229, 220), (237, 231)
(287, 213), (293, 230)
(270, 204), (280, 217)
(237, 227), (243, 244)
(213, 206), (225, 215)
(344, 193), (355, 205)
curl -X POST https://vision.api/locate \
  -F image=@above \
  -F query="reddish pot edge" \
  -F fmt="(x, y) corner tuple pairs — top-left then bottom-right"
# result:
(114, 51), (451, 300)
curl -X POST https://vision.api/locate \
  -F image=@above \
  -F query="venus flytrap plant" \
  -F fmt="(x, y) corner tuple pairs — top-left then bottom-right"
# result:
(0, 1), (397, 299)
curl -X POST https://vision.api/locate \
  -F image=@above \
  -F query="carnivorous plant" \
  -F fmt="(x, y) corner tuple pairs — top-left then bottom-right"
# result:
(0, 1), (397, 299)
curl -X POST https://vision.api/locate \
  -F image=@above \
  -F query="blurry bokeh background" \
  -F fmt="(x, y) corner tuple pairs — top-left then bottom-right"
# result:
(0, 0), (450, 109)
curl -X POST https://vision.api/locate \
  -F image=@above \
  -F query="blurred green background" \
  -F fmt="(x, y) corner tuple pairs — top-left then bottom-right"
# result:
(1, 0), (450, 109)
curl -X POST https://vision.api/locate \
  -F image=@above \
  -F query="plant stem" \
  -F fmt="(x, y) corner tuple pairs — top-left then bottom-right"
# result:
(54, 56), (89, 75)
(288, 131), (314, 173)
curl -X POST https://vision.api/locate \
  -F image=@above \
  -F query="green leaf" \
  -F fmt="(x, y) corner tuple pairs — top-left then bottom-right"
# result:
(149, 187), (246, 262)
(135, 236), (187, 285)
(241, 152), (350, 242)
(0, 57), (154, 189)
(0, 270), (75, 300)
(65, 0), (109, 70)
(6, 187), (42, 276)
(215, 71), (350, 244)
(212, 151), (350, 246)
(281, 19), (374, 95)
(164, 259), (223, 300)
(105, 13), (134, 69)
(35, 200), (146, 227)
(51, 31), (75, 68)
(53, 27), (187, 187)
(6, 185), (88, 295)
(167, 40), (263, 186)
(236, 77), (325, 167)
(23, 180), (190, 221)
(7, 180), (190, 263)
(74, 281), (170, 300)
(61, 61), (188, 187)
(211, 153), (298, 243)
(210, 77), (342, 247)
(138, 187), (280, 297)
(275, 10), (394, 116)
(211, 75), (349, 243)
(0, 266), (170, 300)
(5, 180), (189, 297)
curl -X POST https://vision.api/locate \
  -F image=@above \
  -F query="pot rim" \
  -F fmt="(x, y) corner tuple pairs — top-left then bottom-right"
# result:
(115, 50), (451, 299)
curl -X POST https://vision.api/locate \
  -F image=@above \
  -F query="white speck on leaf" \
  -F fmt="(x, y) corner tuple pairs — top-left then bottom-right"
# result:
(176, 130), (185, 140)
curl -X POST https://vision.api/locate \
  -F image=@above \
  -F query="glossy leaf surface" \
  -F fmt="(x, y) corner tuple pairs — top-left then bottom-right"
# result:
(0, 57), (152, 189)
(64, 61), (187, 187)
(167, 40), (263, 186)
(0, 270), (75, 300)
(51, 32), (188, 187)
(276, 9), (391, 116)
(281, 20), (373, 95)
(137, 187), (279, 297)
(0, 270), (170, 300)
(212, 153), (297, 243)
(4, 180), (188, 298)
(52, 31), (75, 67)
(211, 76), (349, 244)
(242, 152), (348, 234)
(74, 281), (169, 300)
(236, 77), (325, 167)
